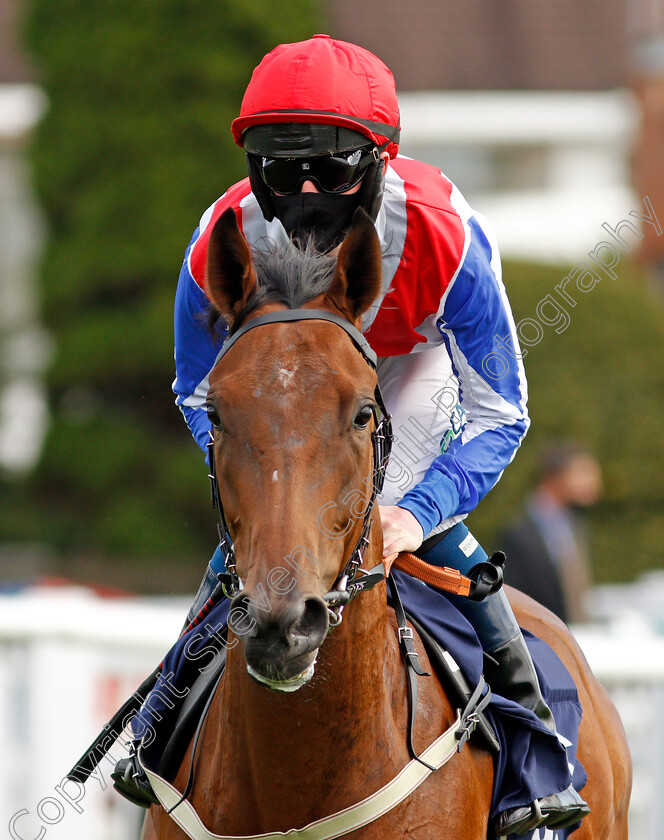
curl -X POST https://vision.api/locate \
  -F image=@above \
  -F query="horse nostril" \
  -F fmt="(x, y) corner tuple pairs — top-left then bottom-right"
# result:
(230, 591), (329, 646)
(296, 596), (329, 642)
(231, 591), (307, 642)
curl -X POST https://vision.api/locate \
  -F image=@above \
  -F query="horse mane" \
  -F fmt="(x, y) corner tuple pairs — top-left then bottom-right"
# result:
(208, 239), (336, 337)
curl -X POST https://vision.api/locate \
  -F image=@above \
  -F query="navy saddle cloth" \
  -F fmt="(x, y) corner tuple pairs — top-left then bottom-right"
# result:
(137, 570), (586, 840)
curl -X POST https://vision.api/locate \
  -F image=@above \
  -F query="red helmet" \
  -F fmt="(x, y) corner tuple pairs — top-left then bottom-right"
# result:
(232, 35), (401, 159)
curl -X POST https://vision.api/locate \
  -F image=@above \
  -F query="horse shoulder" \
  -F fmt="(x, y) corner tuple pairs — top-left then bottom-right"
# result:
(140, 807), (187, 839)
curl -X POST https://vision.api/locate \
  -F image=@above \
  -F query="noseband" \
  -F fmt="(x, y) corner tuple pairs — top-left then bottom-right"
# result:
(206, 308), (393, 624)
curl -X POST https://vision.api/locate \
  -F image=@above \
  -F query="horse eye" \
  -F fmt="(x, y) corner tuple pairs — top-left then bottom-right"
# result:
(206, 402), (222, 429)
(354, 405), (374, 429)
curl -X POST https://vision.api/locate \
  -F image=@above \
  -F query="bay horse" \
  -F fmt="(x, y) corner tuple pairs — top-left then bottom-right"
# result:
(141, 209), (631, 839)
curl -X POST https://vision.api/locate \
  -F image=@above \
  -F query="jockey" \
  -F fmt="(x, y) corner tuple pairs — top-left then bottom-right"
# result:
(113, 35), (589, 836)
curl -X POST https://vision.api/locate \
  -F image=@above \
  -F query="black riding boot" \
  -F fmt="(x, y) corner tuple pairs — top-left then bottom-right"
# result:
(486, 634), (590, 837)
(111, 742), (159, 808)
(417, 524), (590, 838)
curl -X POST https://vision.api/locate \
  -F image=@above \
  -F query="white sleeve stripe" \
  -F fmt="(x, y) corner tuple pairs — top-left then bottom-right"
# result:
(439, 188), (529, 419)
(441, 329), (528, 446)
(439, 181), (474, 316)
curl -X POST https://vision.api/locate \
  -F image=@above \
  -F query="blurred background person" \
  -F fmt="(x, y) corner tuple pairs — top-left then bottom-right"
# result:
(499, 442), (604, 624)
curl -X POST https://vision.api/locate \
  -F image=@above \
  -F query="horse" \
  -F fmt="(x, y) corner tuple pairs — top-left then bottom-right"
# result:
(141, 208), (631, 840)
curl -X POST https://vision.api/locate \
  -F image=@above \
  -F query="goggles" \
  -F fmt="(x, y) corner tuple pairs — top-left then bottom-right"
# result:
(255, 147), (379, 195)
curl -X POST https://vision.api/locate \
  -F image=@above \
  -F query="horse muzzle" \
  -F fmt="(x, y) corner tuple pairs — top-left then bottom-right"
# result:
(231, 591), (329, 691)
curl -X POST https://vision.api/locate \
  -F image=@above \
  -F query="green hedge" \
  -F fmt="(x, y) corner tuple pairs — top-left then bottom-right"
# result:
(5, 1), (321, 583)
(469, 258), (664, 584)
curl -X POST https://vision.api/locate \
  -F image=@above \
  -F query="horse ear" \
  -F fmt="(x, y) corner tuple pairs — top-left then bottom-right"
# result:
(206, 208), (258, 323)
(326, 208), (383, 321)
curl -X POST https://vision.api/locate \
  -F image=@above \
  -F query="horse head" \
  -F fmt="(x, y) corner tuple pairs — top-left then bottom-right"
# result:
(205, 208), (384, 691)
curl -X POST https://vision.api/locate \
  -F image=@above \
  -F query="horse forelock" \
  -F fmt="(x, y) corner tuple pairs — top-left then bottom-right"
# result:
(210, 239), (337, 337)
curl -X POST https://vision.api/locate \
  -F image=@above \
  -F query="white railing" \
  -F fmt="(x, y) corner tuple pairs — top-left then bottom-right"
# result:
(0, 586), (185, 840)
(1, 584), (661, 840)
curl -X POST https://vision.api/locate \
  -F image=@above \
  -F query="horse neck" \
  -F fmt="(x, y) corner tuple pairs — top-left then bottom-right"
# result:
(206, 539), (406, 808)
(221, 578), (393, 744)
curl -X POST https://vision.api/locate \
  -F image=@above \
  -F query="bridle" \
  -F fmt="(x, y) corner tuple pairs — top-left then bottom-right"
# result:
(145, 314), (496, 835)
(68, 311), (498, 830)
(206, 308), (394, 624)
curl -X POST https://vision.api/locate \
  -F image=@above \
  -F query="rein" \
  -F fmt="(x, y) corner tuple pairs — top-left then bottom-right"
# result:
(206, 307), (504, 612)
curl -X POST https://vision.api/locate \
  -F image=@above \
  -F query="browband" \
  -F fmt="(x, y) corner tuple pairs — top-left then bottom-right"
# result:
(214, 309), (378, 369)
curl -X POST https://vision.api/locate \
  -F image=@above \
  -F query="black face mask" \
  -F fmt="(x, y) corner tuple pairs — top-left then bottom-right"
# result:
(272, 192), (361, 253)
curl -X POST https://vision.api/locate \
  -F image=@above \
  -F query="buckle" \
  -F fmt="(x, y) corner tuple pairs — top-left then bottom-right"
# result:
(398, 626), (414, 643)
(455, 711), (480, 752)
